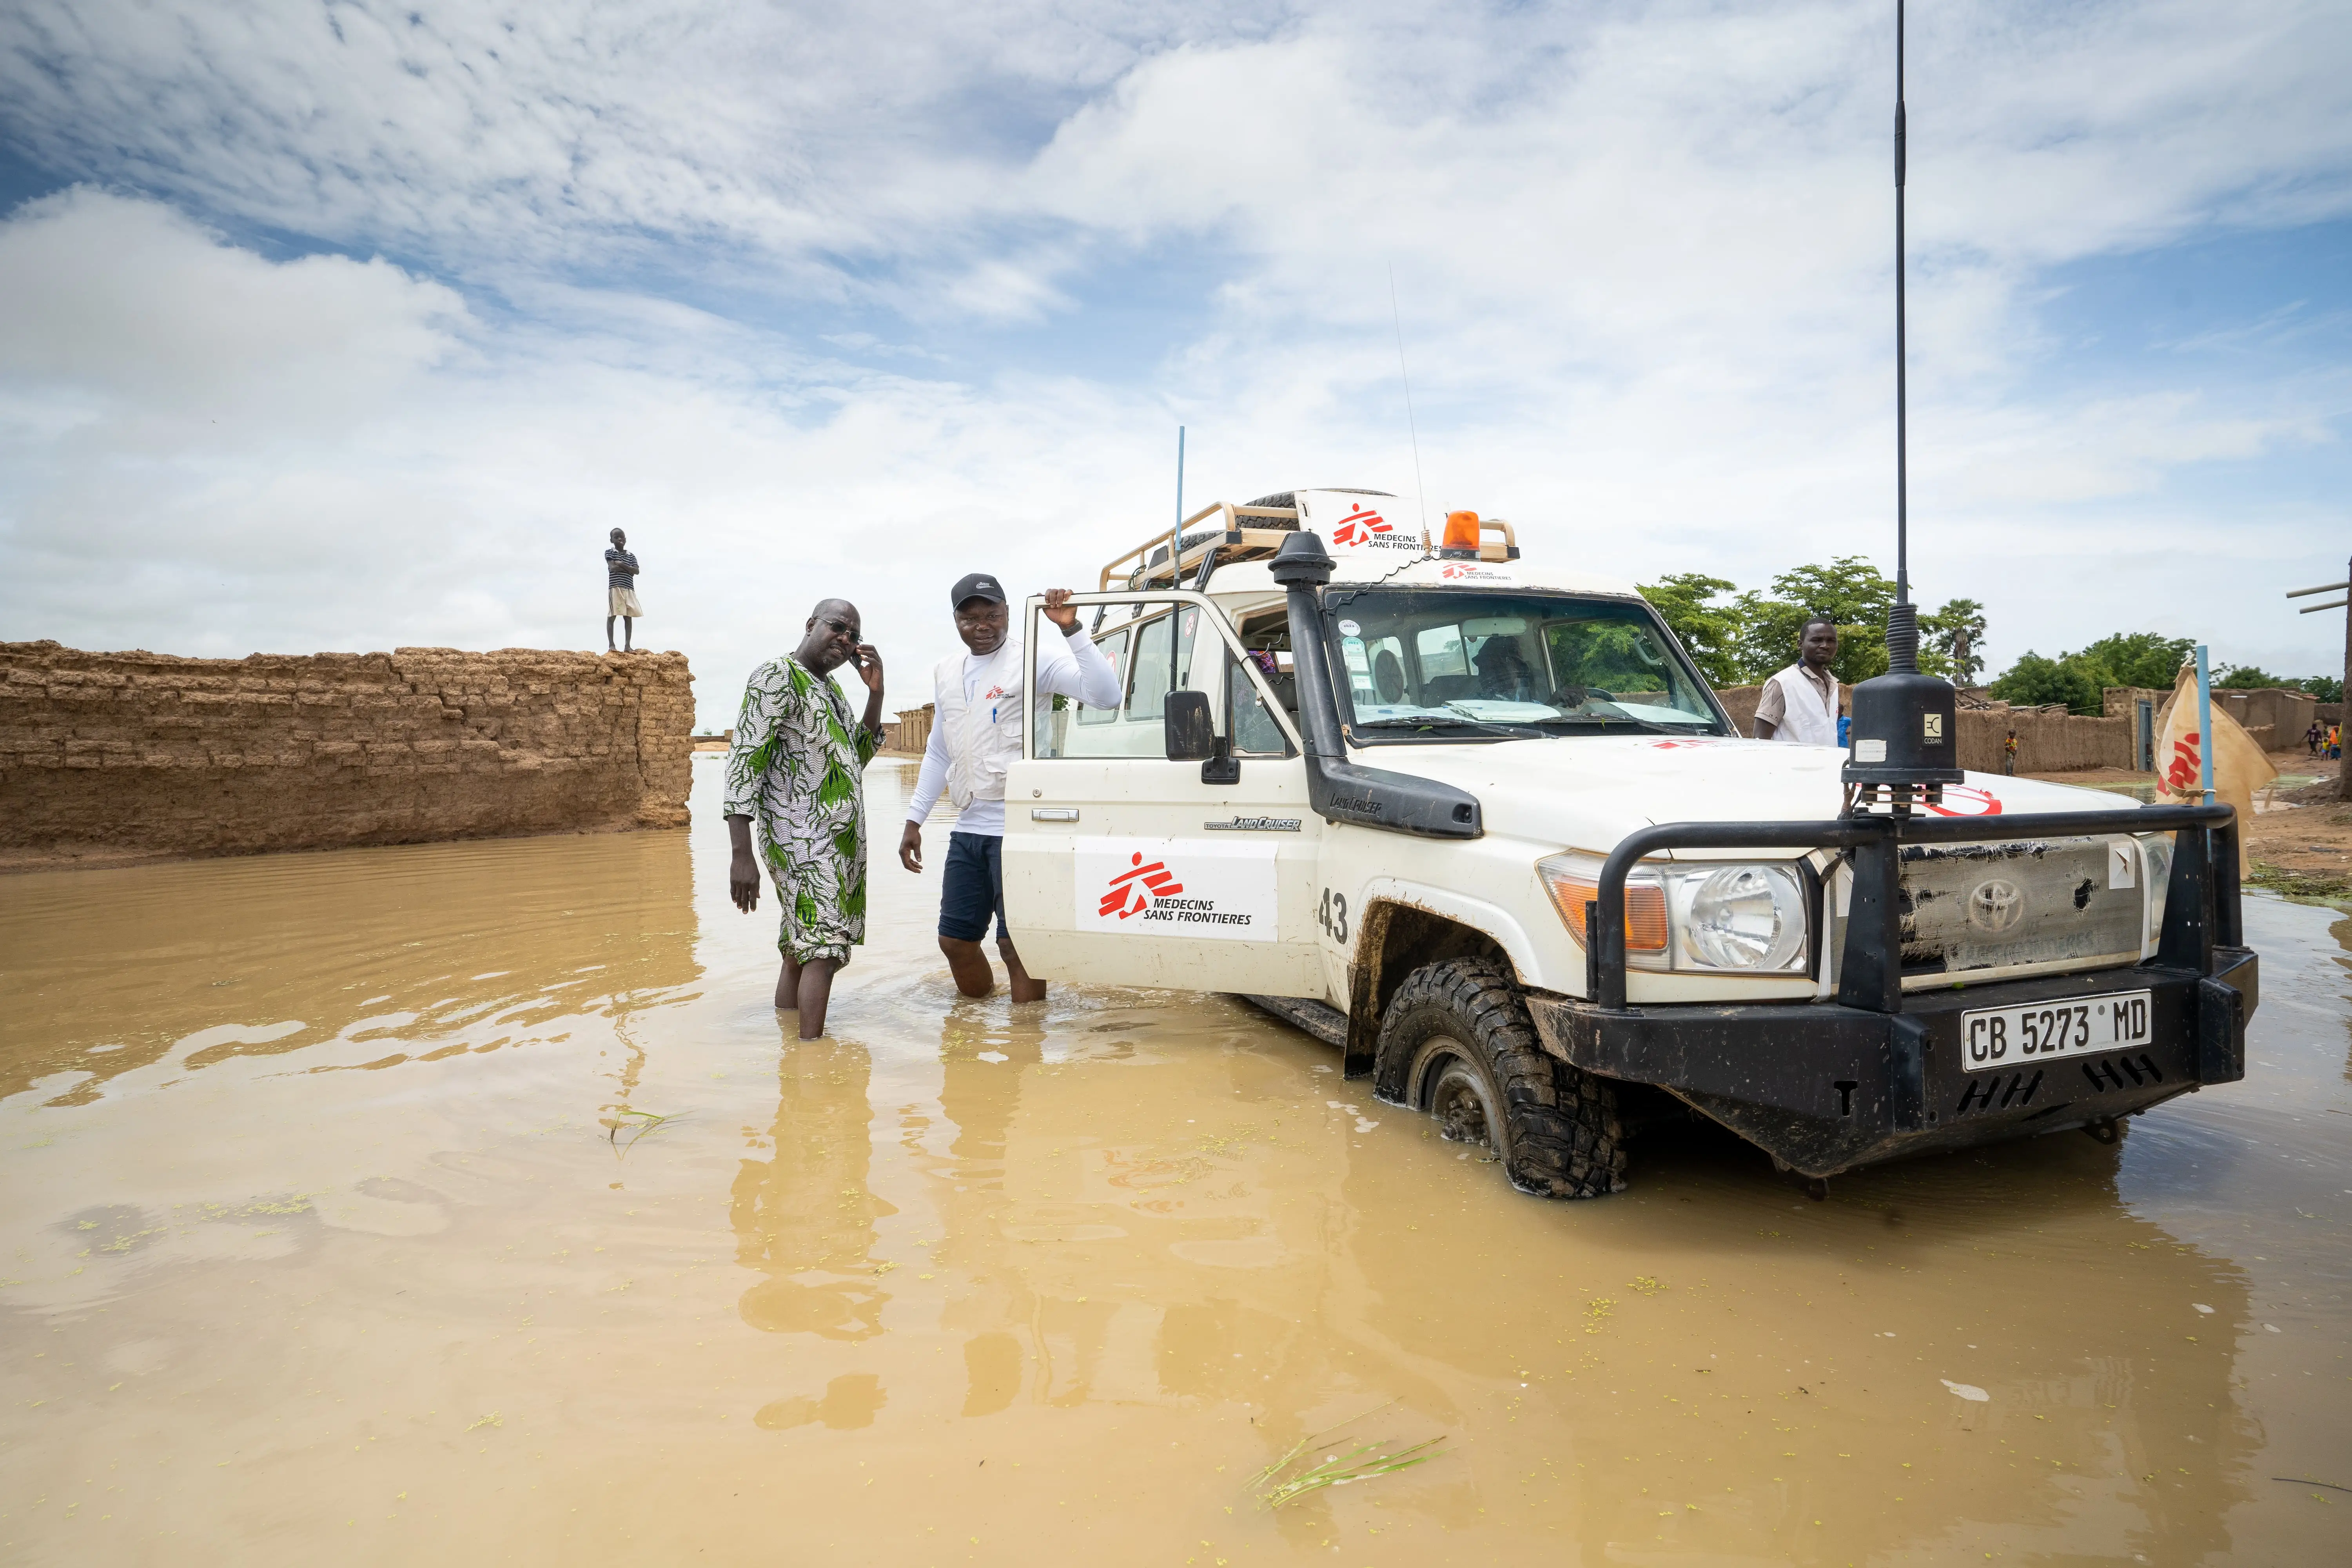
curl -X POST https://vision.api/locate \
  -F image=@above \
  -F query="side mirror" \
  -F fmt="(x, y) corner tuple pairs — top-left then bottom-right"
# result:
(1200, 733), (1241, 787)
(1164, 690), (1216, 761)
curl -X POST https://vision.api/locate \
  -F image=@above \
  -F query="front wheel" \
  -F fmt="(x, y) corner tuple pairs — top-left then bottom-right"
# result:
(1374, 959), (1627, 1198)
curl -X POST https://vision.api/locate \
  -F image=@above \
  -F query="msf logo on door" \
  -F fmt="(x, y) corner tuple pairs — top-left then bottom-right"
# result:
(1075, 838), (1279, 943)
(1099, 852), (1184, 920)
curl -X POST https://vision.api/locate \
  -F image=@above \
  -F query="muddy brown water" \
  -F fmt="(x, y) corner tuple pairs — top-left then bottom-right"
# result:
(4, 757), (2348, 1564)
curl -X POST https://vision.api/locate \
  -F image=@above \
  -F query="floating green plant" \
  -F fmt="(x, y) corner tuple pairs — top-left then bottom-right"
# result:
(1248, 1432), (1446, 1510)
(606, 1108), (677, 1152)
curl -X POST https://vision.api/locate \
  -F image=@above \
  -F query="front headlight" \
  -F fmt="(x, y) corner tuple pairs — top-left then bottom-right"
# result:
(1537, 853), (1809, 975)
(1536, 853), (1671, 970)
(1668, 864), (1808, 972)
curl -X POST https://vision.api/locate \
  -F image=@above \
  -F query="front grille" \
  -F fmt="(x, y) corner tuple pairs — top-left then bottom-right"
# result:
(1898, 837), (2142, 978)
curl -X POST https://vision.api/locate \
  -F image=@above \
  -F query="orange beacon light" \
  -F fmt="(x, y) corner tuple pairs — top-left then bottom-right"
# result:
(1439, 510), (1482, 558)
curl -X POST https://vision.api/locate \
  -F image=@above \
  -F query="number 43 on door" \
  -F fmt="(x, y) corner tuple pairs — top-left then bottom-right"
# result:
(1318, 888), (1349, 944)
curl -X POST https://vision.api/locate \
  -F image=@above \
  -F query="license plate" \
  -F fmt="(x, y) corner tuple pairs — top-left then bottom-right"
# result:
(1960, 991), (2152, 1073)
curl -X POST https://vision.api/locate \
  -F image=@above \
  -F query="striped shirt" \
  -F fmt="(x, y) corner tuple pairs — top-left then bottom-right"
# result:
(604, 548), (640, 587)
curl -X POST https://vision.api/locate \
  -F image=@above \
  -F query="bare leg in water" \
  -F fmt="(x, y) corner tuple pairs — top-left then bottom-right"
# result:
(731, 815), (846, 1039)
(775, 955), (841, 1040)
(937, 936), (1047, 1003)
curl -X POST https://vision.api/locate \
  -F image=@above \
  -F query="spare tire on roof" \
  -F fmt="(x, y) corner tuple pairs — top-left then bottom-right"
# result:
(1144, 529), (1229, 570)
(1245, 488), (1396, 511)
(1135, 488), (1394, 584)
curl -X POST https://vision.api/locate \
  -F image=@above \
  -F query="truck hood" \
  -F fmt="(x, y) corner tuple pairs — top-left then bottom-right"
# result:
(1353, 735), (2143, 853)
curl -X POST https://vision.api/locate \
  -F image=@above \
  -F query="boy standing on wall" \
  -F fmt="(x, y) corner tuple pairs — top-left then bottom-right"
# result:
(606, 528), (643, 653)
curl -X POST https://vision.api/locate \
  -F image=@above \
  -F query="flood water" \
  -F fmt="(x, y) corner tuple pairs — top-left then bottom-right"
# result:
(4, 756), (2348, 1564)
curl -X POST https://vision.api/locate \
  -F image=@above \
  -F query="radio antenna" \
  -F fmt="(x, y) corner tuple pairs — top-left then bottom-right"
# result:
(1886, 0), (1918, 672)
(1838, 0), (1960, 818)
(1388, 264), (1429, 534)
(1169, 424), (1185, 587)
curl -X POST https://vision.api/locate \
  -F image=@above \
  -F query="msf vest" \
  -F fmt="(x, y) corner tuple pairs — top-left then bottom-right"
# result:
(934, 638), (1026, 809)
(1764, 664), (1841, 746)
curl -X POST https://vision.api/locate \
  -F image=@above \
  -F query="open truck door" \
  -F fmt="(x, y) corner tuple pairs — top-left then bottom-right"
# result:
(1002, 591), (1325, 994)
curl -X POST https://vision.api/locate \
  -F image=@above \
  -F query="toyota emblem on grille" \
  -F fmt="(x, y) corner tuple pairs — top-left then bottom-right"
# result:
(1966, 878), (2025, 933)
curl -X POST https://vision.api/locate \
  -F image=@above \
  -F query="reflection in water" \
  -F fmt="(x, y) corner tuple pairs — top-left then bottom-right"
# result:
(0, 760), (2343, 1564)
(0, 831), (701, 1103)
(1341, 1122), (2263, 1560)
(728, 979), (2290, 1563)
(756, 1373), (887, 1431)
(2334, 914), (2352, 1084)
(731, 1037), (896, 1339)
(935, 1005), (1046, 1416)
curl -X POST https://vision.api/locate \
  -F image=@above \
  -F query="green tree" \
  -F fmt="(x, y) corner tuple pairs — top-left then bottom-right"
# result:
(1637, 572), (1745, 686)
(1985, 633), (2189, 716)
(2305, 675), (2344, 703)
(1921, 598), (1987, 684)
(1731, 556), (1897, 687)
(2069, 633), (2193, 691)
(2215, 664), (2295, 690)
(1989, 652), (2103, 715)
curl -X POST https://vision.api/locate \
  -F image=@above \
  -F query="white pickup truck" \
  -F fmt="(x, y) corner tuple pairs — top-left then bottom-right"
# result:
(1001, 489), (2256, 1198)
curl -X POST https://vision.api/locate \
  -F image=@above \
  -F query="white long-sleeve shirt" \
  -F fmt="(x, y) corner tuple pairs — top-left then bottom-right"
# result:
(907, 624), (1121, 836)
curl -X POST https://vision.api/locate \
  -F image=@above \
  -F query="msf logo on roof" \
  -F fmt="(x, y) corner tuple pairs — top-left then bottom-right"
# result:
(1328, 505), (1392, 548)
(1099, 852), (1185, 920)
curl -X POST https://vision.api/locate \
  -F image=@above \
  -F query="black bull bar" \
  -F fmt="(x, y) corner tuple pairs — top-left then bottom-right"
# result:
(1531, 802), (2254, 1178)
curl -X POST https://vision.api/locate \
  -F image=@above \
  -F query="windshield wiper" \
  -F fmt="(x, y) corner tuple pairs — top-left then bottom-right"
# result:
(1543, 713), (1710, 736)
(1352, 715), (1548, 740)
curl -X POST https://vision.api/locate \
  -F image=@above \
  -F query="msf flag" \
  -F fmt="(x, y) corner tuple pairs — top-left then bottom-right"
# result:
(2155, 666), (2276, 873)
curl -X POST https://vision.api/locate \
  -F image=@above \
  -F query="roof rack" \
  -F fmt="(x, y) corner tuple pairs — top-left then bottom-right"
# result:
(1465, 518), (1518, 561)
(1098, 500), (1305, 592)
(1096, 497), (1519, 593)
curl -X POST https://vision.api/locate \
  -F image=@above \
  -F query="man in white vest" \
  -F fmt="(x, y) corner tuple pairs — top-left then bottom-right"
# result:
(1753, 615), (1842, 745)
(899, 573), (1123, 1000)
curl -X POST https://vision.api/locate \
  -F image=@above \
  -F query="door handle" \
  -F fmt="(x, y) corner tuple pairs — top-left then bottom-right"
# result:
(1031, 808), (1080, 822)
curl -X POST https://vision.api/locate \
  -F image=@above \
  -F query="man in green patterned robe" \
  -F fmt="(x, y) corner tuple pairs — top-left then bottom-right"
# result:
(723, 598), (886, 1039)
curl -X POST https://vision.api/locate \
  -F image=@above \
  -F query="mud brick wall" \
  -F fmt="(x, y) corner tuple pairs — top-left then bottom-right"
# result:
(2103, 686), (2172, 722)
(1, 642), (693, 860)
(2216, 687), (2317, 742)
(1715, 682), (2131, 772)
(1954, 708), (2131, 773)
(2112, 684), (2319, 745)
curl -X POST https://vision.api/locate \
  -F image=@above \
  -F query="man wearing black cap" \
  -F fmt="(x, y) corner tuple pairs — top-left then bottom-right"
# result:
(900, 574), (1122, 1000)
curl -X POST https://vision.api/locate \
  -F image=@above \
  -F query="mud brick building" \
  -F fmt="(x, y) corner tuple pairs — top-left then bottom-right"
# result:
(0, 642), (693, 865)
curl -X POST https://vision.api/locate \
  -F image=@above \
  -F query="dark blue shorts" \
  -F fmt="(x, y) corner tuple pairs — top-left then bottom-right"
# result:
(939, 830), (1009, 944)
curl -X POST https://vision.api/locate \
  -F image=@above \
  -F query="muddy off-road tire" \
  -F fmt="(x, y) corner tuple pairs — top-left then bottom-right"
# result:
(1373, 959), (1627, 1198)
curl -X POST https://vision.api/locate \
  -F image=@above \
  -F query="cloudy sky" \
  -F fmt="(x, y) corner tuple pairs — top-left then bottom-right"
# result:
(2, 0), (2348, 726)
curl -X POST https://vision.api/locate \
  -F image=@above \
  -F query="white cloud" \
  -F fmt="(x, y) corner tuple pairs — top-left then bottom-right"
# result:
(0, 0), (1287, 280)
(0, 186), (1192, 711)
(0, 189), (468, 438)
(2, 0), (2350, 717)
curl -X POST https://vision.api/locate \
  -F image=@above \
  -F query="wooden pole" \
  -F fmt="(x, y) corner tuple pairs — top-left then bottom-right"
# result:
(2342, 552), (2351, 801)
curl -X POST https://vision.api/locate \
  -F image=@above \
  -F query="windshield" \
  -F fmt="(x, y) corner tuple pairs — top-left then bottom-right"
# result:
(1324, 590), (1725, 742)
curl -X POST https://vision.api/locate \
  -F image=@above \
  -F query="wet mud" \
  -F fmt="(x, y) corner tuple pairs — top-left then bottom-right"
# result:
(3, 758), (2348, 1564)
